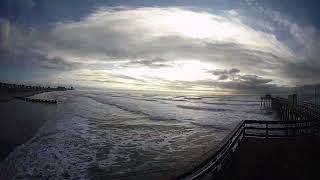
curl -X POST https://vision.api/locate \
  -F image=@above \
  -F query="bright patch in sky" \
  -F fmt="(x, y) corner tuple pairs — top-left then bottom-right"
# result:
(141, 8), (282, 52)
(46, 7), (295, 90)
(120, 61), (215, 81)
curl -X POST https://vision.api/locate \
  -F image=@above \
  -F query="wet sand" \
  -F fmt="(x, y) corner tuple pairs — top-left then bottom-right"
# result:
(0, 88), (49, 102)
(0, 89), (57, 160)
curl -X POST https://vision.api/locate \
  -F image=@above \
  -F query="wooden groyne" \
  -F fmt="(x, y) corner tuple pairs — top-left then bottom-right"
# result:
(14, 97), (57, 104)
(178, 94), (320, 180)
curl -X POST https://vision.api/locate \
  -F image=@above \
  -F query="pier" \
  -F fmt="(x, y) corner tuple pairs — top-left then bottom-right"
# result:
(178, 94), (320, 180)
(261, 94), (320, 121)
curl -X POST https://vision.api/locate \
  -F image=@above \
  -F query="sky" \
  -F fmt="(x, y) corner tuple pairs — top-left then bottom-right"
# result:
(1, 0), (320, 94)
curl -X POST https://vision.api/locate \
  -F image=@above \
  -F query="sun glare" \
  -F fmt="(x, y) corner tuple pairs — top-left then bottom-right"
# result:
(154, 11), (215, 39)
(139, 8), (241, 40)
(158, 61), (213, 81)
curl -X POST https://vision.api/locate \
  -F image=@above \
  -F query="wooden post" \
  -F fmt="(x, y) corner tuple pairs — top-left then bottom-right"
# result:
(315, 87), (317, 105)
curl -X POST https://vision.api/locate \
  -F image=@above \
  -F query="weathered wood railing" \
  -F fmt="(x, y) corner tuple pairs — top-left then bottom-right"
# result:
(262, 96), (320, 121)
(178, 119), (320, 180)
(245, 120), (320, 138)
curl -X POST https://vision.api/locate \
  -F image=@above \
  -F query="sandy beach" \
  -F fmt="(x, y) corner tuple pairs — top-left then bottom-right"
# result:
(0, 88), (57, 160)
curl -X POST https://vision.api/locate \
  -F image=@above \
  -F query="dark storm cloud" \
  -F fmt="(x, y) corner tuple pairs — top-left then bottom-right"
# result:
(207, 68), (241, 81)
(229, 68), (241, 74)
(161, 69), (280, 93)
(218, 74), (229, 80)
(46, 8), (293, 72)
(282, 61), (320, 85)
(166, 75), (285, 93)
(31, 55), (82, 71)
(215, 80), (286, 93)
(239, 75), (272, 84)
(244, 0), (320, 29)
(208, 68), (240, 76)
(0, 49), (82, 71)
(213, 73), (274, 92)
(0, 18), (82, 72)
(123, 58), (172, 68)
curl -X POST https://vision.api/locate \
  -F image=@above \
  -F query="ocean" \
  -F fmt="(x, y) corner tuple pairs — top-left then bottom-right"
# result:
(0, 90), (275, 179)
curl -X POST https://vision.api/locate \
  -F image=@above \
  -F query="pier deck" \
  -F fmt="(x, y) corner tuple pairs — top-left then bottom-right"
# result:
(216, 136), (320, 180)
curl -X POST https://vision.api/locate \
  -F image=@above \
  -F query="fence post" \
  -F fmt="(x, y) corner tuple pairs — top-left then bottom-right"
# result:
(266, 123), (269, 138)
(243, 123), (246, 138)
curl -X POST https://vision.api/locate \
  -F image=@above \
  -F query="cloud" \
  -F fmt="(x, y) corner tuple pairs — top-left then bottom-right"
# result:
(161, 73), (284, 93)
(208, 68), (240, 76)
(2, 6), (320, 92)
(33, 7), (298, 87)
(0, 19), (10, 50)
(218, 74), (229, 80)
(238, 74), (272, 84)
(282, 60), (320, 85)
(255, 9), (320, 85)
(207, 68), (240, 81)
(229, 68), (240, 74)
(123, 57), (172, 68)
(133, 67), (280, 93)
(0, 0), (35, 13)
(31, 55), (82, 71)
(0, 18), (83, 72)
(46, 7), (293, 63)
(208, 68), (272, 86)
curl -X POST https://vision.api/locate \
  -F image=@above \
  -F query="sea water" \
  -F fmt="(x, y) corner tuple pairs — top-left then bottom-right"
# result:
(0, 90), (275, 179)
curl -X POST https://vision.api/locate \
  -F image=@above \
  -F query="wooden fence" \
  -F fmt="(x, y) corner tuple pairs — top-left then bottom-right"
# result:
(178, 119), (320, 180)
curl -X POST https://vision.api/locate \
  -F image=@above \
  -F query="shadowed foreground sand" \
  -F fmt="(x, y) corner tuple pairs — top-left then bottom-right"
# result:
(0, 89), (57, 160)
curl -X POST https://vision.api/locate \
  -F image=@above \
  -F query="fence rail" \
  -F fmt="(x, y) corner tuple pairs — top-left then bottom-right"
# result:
(266, 96), (320, 121)
(178, 119), (320, 180)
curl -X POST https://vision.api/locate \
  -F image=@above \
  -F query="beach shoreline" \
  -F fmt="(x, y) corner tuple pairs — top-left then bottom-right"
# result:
(0, 88), (58, 161)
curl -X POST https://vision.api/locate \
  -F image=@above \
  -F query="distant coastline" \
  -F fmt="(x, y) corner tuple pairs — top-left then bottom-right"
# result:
(0, 82), (74, 102)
